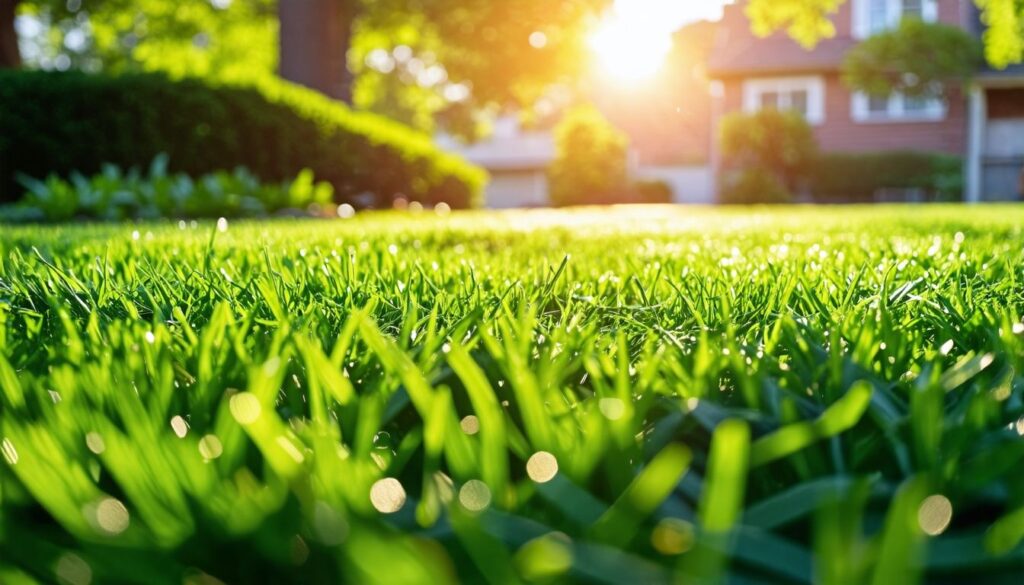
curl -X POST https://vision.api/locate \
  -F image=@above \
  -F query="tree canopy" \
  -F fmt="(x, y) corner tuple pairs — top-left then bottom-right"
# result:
(748, 0), (1024, 69)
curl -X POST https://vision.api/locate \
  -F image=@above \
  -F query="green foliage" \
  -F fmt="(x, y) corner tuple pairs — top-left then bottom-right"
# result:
(977, 0), (1024, 69)
(0, 70), (486, 207)
(630, 180), (674, 204)
(721, 169), (794, 205)
(16, 0), (278, 80)
(548, 104), (630, 207)
(748, 0), (1024, 69)
(720, 109), (818, 200)
(843, 20), (982, 98)
(808, 152), (964, 202)
(2, 156), (334, 222)
(2, 207), (1024, 583)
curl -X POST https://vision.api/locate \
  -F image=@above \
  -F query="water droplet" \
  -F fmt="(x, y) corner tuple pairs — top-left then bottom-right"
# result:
(337, 203), (355, 219)
(651, 518), (695, 555)
(1, 437), (18, 465)
(170, 416), (189, 438)
(918, 494), (953, 536)
(598, 397), (625, 421)
(216, 217), (229, 233)
(198, 434), (223, 460)
(55, 553), (92, 585)
(370, 478), (406, 513)
(85, 432), (105, 454)
(460, 415), (480, 435)
(144, 331), (156, 345)
(939, 339), (954, 356)
(459, 480), (492, 512)
(526, 452), (559, 483)
(94, 497), (130, 535)
(229, 393), (262, 424)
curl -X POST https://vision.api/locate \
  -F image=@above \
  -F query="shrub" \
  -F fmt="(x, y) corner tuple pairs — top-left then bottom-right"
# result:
(548, 104), (630, 207)
(719, 110), (817, 203)
(630, 179), (674, 204)
(842, 19), (981, 99)
(0, 71), (487, 208)
(721, 168), (793, 205)
(808, 152), (963, 203)
(1, 155), (335, 222)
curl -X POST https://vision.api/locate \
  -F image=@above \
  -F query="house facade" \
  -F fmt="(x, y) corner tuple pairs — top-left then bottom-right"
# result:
(708, 0), (1024, 202)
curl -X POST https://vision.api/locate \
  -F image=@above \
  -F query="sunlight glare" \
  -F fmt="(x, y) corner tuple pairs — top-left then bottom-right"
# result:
(589, 0), (724, 82)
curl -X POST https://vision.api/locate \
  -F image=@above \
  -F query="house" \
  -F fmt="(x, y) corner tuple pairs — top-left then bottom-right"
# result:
(707, 0), (1024, 202)
(435, 116), (555, 209)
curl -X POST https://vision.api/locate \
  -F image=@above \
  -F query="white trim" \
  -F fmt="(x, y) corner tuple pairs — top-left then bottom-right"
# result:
(965, 86), (986, 203)
(850, 91), (946, 123)
(742, 76), (826, 125)
(852, 0), (939, 39)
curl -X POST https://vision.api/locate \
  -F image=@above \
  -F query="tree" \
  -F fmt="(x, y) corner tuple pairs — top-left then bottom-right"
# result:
(748, 0), (1024, 69)
(548, 103), (629, 207)
(843, 19), (982, 98)
(719, 109), (818, 200)
(1, 0), (21, 68)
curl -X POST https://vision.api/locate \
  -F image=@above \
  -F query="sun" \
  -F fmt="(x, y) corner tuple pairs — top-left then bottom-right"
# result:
(588, 0), (725, 83)
(588, 18), (674, 82)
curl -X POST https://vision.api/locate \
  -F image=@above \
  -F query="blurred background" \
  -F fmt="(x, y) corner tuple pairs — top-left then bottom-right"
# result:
(1, 0), (1022, 219)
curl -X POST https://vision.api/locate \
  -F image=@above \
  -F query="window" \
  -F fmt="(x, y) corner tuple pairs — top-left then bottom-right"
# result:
(851, 92), (946, 122)
(854, 0), (937, 38)
(742, 77), (826, 125)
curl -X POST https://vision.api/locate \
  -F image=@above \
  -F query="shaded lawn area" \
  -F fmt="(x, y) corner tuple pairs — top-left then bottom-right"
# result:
(1, 206), (1024, 584)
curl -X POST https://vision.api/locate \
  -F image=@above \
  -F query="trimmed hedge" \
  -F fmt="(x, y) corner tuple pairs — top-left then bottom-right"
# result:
(808, 151), (963, 203)
(0, 71), (487, 207)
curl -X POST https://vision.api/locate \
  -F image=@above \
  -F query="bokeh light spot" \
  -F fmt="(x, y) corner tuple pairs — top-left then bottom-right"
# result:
(918, 494), (953, 536)
(370, 478), (407, 514)
(459, 479), (492, 512)
(526, 451), (559, 483)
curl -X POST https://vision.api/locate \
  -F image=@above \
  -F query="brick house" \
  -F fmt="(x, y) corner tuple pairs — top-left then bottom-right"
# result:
(707, 0), (1024, 202)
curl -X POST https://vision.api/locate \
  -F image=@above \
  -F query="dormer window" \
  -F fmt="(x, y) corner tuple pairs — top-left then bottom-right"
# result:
(854, 0), (938, 39)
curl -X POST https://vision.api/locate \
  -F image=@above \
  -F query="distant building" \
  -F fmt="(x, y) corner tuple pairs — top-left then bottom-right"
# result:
(708, 0), (1024, 202)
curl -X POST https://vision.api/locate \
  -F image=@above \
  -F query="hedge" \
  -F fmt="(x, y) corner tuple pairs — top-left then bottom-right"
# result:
(0, 71), (487, 208)
(807, 151), (963, 203)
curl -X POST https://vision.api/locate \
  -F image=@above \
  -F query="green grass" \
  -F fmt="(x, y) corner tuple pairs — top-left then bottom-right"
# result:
(1, 206), (1024, 584)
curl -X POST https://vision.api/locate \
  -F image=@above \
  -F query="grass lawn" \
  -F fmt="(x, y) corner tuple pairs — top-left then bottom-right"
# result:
(2, 205), (1024, 584)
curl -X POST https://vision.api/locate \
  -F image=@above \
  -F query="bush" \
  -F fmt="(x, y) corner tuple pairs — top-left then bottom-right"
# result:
(719, 110), (817, 203)
(1, 155), (335, 222)
(0, 71), (487, 208)
(548, 104), (630, 207)
(630, 179), (674, 204)
(808, 152), (963, 202)
(721, 169), (793, 205)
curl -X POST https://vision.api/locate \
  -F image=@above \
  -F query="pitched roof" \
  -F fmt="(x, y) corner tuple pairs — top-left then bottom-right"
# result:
(707, 3), (855, 77)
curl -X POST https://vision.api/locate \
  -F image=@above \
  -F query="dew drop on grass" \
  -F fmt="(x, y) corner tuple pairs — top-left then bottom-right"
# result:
(459, 480), (492, 512)
(651, 518), (695, 556)
(526, 452), (559, 483)
(599, 398), (625, 421)
(198, 434), (223, 460)
(1013, 322), (1024, 335)
(229, 392), (262, 424)
(337, 204), (355, 219)
(939, 339), (954, 355)
(85, 432), (105, 454)
(55, 552), (92, 585)
(94, 497), (130, 535)
(144, 331), (156, 345)
(370, 478), (406, 514)
(918, 495), (953, 536)
(460, 415), (480, 435)
(216, 217), (229, 233)
(170, 416), (189, 439)
(1, 438), (17, 465)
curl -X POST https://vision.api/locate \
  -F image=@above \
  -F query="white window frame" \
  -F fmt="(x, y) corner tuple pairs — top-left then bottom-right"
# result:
(742, 76), (826, 125)
(851, 91), (947, 123)
(852, 0), (939, 39)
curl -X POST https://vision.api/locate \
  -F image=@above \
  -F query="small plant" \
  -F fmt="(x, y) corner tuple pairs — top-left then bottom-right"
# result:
(719, 109), (817, 203)
(3, 155), (335, 222)
(548, 104), (630, 207)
